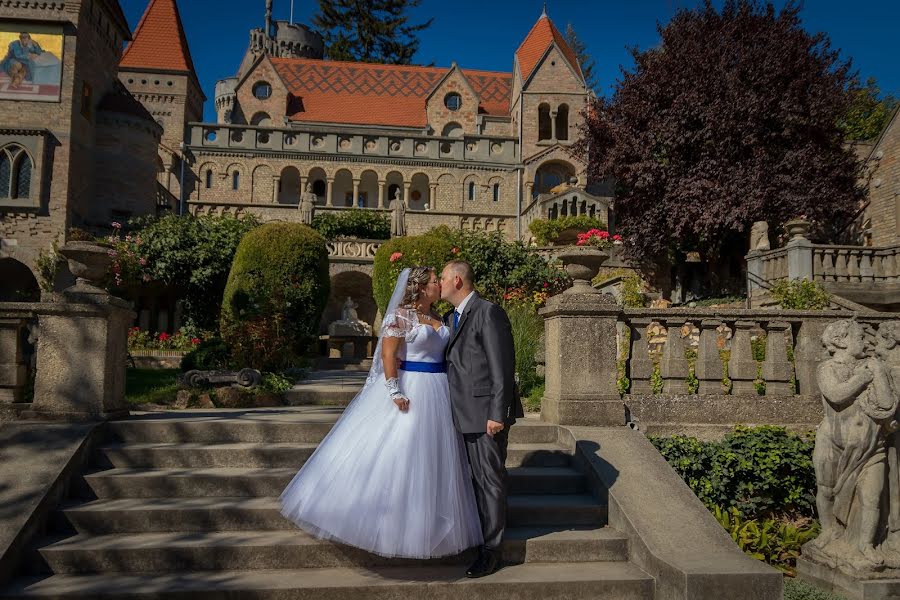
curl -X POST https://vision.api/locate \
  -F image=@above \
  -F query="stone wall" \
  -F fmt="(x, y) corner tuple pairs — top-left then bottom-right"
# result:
(94, 112), (161, 221)
(867, 111), (900, 246)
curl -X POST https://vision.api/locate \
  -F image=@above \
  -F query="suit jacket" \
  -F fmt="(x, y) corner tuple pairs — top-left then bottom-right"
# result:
(444, 293), (524, 434)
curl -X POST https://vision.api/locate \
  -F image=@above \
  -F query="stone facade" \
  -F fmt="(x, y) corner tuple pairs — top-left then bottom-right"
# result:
(0, 0), (159, 291)
(864, 109), (900, 246)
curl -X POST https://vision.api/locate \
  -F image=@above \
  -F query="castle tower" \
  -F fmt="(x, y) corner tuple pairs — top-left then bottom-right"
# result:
(119, 0), (205, 208)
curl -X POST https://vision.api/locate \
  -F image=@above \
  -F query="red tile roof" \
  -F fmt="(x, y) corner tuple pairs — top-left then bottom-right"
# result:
(120, 0), (196, 74)
(515, 15), (583, 83)
(270, 58), (512, 128)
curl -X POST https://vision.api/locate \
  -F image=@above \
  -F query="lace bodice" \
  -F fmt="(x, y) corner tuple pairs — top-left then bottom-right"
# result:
(382, 307), (449, 363)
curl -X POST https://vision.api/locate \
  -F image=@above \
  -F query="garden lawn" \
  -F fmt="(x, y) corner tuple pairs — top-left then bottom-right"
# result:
(125, 368), (179, 406)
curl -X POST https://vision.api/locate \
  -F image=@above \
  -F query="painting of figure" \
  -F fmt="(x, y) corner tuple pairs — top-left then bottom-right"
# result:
(0, 22), (63, 101)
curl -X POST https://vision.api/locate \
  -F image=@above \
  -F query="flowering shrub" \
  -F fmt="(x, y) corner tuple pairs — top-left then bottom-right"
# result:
(106, 222), (150, 289)
(128, 327), (202, 352)
(576, 229), (621, 250)
(389, 251), (403, 262)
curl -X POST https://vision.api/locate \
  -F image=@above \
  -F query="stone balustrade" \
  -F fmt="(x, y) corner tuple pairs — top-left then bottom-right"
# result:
(326, 239), (383, 262)
(186, 123), (520, 166)
(811, 244), (900, 284)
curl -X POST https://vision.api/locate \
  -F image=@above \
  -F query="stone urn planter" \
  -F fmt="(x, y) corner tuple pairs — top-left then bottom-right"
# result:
(557, 246), (609, 294)
(784, 218), (811, 240)
(58, 241), (113, 294)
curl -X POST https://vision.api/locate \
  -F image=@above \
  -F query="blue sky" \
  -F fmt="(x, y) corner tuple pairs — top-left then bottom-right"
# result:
(120, 0), (900, 123)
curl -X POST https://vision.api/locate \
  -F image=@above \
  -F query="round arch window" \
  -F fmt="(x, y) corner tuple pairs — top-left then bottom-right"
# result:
(252, 81), (272, 100)
(444, 92), (462, 111)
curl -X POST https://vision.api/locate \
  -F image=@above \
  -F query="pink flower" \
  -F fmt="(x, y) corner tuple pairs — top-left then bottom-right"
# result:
(191, 338), (201, 345)
(543, 282), (549, 289)
(451, 247), (460, 254)
(111, 221), (122, 229)
(139, 257), (147, 266)
(389, 252), (403, 263)
(158, 332), (170, 341)
(142, 274), (151, 282)
(613, 235), (622, 241)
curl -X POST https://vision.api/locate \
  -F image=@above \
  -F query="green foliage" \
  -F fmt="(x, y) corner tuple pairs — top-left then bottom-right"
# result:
(617, 327), (631, 395)
(784, 578), (849, 600)
(180, 338), (233, 372)
(713, 505), (819, 575)
(260, 372), (294, 393)
(372, 231), (456, 313)
(313, 0), (432, 64)
(311, 209), (390, 240)
(621, 274), (646, 308)
(685, 348), (700, 394)
(35, 237), (61, 292)
(650, 426), (817, 519)
(504, 302), (544, 400)
(839, 77), (897, 141)
(770, 278), (831, 310)
(650, 363), (664, 394)
(720, 349), (733, 393)
(125, 368), (180, 406)
(524, 381), (544, 413)
(128, 214), (260, 332)
(564, 23), (598, 92)
(220, 223), (330, 371)
(528, 216), (607, 246)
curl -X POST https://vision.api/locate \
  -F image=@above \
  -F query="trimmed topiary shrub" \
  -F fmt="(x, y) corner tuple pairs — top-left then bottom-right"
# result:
(372, 231), (456, 313)
(312, 209), (391, 240)
(220, 222), (329, 371)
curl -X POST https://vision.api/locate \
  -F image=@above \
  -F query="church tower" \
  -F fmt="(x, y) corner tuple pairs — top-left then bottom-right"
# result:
(119, 0), (205, 208)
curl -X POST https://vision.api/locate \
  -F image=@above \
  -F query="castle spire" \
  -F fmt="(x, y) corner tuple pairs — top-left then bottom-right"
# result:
(265, 0), (273, 36)
(120, 0), (197, 74)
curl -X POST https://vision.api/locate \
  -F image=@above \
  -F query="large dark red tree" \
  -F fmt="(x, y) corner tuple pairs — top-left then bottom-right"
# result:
(575, 0), (865, 267)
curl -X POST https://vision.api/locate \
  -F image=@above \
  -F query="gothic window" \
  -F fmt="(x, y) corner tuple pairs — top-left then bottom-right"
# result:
(468, 181), (475, 201)
(232, 171), (240, 190)
(555, 104), (569, 141)
(492, 183), (499, 202)
(538, 103), (552, 141)
(0, 145), (33, 200)
(205, 170), (212, 189)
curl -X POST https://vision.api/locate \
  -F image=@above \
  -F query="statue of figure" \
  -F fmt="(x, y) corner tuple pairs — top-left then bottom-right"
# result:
(807, 319), (900, 572)
(391, 189), (406, 237)
(341, 296), (359, 322)
(749, 221), (770, 252)
(299, 183), (316, 225)
(875, 322), (900, 565)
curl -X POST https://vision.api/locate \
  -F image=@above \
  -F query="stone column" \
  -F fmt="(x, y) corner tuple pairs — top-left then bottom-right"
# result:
(628, 317), (654, 394)
(429, 183), (438, 210)
(352, 178), (360, 208)
(540, 292), (622, 426)
(550, 109), (558, 142)
(660, 318), (689, 394)
(728, 320), (758, 395)
(695, 319), (724, 394)
(377, 180), (386, 208)
(762, 321), (794, 395)
(326, 177), (334, 207)
(0, 315), (28, 403)
(786, 235), (813, 281)
(272, 176), (280, 203)
(403, 182), (412, 208)
(299, 175), (307, 204)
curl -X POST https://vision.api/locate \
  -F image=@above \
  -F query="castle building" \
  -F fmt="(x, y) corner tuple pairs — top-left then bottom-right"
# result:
(183, 2), (610, 241)
(0, 0), (161, 300)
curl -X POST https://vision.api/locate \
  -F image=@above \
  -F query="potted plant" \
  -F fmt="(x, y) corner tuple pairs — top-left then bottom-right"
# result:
(556, 229), (617, 293)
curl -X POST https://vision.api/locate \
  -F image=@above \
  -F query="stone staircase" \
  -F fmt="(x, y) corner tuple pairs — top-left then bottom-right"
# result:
(0, 410), (655, 599)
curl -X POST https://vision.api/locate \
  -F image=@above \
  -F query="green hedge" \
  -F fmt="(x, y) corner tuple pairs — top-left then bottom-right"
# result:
(528, 215), (607, 245)
(311, 209), (391, 240)
(220, 222), (330, 370)
(770, 278), (831, 310)
(372, 231), (455, 313)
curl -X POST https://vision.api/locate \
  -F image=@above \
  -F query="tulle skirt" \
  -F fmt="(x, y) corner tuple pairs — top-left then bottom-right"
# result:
(280, 370), (484, 558)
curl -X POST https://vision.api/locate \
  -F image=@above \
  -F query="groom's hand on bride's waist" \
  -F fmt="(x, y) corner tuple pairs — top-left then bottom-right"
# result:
(487, 420), (504, 436)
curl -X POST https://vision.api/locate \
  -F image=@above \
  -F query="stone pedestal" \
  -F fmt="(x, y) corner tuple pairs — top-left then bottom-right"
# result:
(539, 290), (623, 426)
(798, 556), (900, 600)
(25, 293), (134, 421)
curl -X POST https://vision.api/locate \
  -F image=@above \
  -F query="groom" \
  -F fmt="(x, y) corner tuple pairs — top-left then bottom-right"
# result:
(440, 260), (523, 577)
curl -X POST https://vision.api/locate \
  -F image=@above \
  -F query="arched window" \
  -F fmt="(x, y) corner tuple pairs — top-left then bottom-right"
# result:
(555, 104), (569, 141)
(468, 181), (475, 201)
(205, 170), (212, 189)
(538, 103), (552, 141)
(534, 162), (575, 196)
(441, 122), (463, 138)
(232, 171), (240, 190)
(250, 112), (272, 127)
(492, 183), (499, 202)
(0, 145), (33, 200)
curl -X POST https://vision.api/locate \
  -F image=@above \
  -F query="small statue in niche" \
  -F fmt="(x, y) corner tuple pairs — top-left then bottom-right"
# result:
(341, 296), (359, 322)
(299, 183), (316, 225)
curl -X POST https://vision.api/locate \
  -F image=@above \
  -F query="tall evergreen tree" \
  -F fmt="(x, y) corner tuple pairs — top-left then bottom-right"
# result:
(564, 23), (598, 91)
(313, 0), (433, 65)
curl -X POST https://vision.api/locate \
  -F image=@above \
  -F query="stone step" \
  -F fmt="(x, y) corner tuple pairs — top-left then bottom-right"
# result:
(97, 441), (571, 469)
(83, 466), (585, 499)
(59, 495), (606, 535)
(36, 527), (628, 574)
(107, 415), (558, 445)
(0, 562), (654, 600)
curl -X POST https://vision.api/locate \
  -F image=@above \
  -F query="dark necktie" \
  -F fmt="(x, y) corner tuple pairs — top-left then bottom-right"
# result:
(453, 310), (460, 330)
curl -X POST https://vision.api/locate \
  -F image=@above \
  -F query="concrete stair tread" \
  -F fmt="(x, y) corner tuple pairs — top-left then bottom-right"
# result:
(507, 494), (602, 508)
(85, 465), (582, 479)
(98, 442), (320, 451)
(1, 562), (654, 597)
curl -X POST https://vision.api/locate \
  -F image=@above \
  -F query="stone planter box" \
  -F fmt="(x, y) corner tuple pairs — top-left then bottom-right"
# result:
(129, 349), (188, 370)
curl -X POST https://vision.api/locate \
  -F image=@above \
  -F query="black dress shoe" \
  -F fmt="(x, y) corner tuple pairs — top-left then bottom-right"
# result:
(465, 547), (502, 578)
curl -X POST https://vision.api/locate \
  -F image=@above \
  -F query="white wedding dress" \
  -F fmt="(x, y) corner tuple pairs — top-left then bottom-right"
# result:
(280, 300), (484, 558)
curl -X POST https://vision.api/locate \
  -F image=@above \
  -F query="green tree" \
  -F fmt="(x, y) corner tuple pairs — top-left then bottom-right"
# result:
(564, 23), (598, 91)
(313, 0), (433, 64)
(840, 77), (897, 141)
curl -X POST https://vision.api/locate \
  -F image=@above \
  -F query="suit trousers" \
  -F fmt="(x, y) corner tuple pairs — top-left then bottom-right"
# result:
(463, 428), (509, 550)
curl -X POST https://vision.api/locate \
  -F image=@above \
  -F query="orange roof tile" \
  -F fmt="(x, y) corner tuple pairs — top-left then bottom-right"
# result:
(515, 15), (583, 83)
(120, 0), (196, 74)
(271, 58), (512, 128)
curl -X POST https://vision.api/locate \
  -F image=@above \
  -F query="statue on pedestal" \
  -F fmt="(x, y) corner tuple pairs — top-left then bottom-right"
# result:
(749, 221), (770, 251)
(391, 189), (406, 237)
(299, 183), (316, 225)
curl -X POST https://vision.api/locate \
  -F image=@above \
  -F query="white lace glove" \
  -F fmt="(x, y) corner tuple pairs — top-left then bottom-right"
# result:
(386, 377), (410, 412)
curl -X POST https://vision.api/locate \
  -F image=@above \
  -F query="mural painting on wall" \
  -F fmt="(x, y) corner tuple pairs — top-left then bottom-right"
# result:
(0, 22), (63, 102)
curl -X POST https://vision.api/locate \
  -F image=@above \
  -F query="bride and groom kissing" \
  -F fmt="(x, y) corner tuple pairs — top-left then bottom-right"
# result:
(280, 260), (524, 578)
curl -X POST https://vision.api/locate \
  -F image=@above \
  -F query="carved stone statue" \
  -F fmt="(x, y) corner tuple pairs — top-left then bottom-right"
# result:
(327, 295), (373, 359)
(341, 296), (359, 322)
(749, 221), (770, 252)
(299, 183), (316, 225)
(803, 319), (900, 575)
(391, 189), (406, 237)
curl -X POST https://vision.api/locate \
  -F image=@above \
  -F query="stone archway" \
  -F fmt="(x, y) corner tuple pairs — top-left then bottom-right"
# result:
(320, 269), (377, 336)
(0, 258), (40, 301)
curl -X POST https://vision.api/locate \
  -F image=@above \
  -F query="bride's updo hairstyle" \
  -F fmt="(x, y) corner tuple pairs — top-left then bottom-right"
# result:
(401, 266), (434, 306)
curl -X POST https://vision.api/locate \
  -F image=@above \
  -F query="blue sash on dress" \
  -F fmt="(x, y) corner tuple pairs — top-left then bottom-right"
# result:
(399, 360), (447, 373)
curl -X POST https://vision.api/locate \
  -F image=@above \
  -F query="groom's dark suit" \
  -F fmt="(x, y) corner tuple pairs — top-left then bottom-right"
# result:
(445, 292), (523, 551)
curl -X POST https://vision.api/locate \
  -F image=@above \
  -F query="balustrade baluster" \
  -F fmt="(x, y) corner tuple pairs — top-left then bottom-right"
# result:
(695, 319), (724, 394)
(812, 251), (824, 282)
(660, 318), (689, 394)
(628, 318), (653, 394)
(860, 252), (873, 282)
(762, 321), (793, 395)
(728, 320), (757, 395)
(847, 250), (860, 282)
(835, 251), (849, 282)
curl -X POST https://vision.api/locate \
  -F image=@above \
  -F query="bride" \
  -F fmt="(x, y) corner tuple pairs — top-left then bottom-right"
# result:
(280, 266), (483, 558)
